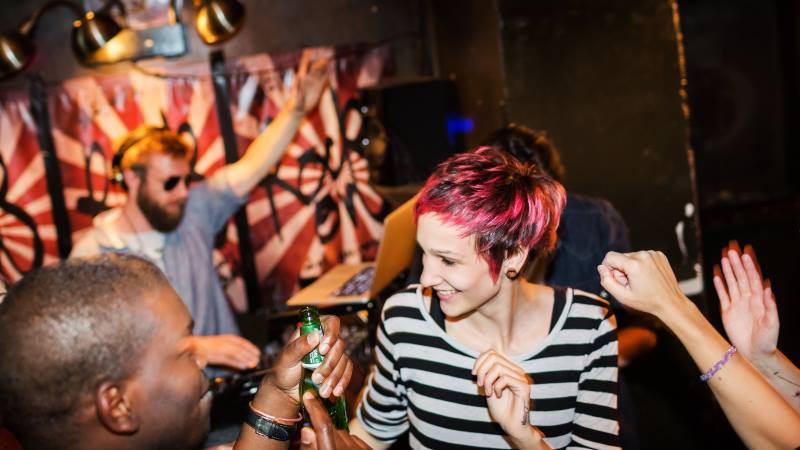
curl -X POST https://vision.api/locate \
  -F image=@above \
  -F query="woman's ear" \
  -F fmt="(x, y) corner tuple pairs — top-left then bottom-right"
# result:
(503, 247), (530, 279)
(95, 381), (140, 435)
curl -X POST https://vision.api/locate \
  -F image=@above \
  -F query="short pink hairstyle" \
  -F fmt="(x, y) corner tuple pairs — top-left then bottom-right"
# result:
(414, 146), (566, 281)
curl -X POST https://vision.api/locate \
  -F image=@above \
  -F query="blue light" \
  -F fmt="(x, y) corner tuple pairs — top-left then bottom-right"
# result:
(446, 116), (475, 135)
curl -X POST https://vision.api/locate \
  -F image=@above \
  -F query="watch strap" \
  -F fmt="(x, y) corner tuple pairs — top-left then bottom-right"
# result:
(244, 409), (298, 441)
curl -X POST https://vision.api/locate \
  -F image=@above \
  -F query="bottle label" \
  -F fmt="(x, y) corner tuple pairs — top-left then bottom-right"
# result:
(301, 323), (324, 369)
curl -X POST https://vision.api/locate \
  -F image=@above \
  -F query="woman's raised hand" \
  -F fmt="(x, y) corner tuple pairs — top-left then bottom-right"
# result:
(598, 250), (686, 319)
(713, 242), (779, 365)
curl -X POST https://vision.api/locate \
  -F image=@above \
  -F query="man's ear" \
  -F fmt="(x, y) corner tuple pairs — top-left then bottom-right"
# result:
(95, 381), (139, 435)
(122, 167), (142, 192)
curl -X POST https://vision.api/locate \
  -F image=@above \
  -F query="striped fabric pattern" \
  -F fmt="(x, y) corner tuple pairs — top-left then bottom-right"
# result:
(356, 286), (620, 449)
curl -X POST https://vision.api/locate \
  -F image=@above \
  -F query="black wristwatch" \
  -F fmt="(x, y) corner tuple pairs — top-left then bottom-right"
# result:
(244, 409), (299, 441)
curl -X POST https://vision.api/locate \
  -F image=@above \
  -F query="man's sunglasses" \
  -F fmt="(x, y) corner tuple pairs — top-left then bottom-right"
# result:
(163, 175), (192, 191)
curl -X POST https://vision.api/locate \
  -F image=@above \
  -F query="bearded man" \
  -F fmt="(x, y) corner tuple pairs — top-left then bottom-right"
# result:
(71, 56), (329, 371)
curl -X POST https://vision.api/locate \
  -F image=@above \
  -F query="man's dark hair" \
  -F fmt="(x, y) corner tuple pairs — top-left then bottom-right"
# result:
(482, 124), (566, 183)
(0, 255), (168, 449)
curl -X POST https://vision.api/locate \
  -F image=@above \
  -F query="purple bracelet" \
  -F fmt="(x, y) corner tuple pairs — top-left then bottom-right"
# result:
(700, 346), (737, 382)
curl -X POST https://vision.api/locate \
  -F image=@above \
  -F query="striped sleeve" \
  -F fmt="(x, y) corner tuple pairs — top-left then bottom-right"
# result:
(569, 297), (620, 450)
(356, 302), (409, 443)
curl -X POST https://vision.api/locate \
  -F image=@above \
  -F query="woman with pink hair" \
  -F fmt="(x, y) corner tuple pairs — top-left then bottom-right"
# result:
(351, 147), (619, 449)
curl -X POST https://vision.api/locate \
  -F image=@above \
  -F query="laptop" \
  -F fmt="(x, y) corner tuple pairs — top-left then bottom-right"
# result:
(286, 195), (418, 307)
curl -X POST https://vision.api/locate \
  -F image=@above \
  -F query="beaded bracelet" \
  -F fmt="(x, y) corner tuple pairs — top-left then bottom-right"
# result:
(700, 346), (737, 382)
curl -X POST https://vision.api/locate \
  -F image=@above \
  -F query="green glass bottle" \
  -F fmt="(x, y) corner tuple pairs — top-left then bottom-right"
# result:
(298, 306), (349, 430)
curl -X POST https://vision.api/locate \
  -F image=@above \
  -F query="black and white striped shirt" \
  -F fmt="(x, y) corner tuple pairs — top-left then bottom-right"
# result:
(356, 286), (619, 449)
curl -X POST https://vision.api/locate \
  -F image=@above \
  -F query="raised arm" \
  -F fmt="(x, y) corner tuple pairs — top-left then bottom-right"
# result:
(598, 251), (800, 450)
(713, 242), (800, 413)
(222, 51), (331, 198)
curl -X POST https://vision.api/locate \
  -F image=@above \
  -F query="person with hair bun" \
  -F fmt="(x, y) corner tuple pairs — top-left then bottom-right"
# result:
(350, 147), (620, 449)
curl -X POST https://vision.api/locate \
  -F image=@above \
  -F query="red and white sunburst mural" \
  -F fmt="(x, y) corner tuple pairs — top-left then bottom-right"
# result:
(0, 45), (390, 310)
(0, 93), (60, 283)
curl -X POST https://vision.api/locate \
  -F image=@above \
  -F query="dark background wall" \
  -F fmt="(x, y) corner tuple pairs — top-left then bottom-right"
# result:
(498, 0), (697, 281)
(427, 1), (507, 144)
(680, 0), (800, 370)
(2, 1), (798, 449)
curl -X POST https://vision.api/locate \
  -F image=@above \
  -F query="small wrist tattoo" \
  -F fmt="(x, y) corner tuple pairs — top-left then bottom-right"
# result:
(521, 405), (530, 426)
(773, 371), (800, 388)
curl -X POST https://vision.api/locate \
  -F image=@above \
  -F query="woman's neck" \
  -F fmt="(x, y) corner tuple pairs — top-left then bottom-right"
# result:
(449, 280), (551, 355)
(470, 280), (520, 346)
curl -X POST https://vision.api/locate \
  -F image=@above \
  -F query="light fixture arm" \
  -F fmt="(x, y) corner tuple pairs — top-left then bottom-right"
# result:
(98, 0), (127, 24)
(169, 0), (183, 24)
(18, 0), (83, 38)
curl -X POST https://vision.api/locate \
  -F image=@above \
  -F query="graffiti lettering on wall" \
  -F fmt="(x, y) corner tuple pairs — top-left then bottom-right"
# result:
(260, 95), (386, 268)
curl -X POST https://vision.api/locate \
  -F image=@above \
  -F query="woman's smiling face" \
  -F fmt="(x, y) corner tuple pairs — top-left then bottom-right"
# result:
(417, 213), (504, 317)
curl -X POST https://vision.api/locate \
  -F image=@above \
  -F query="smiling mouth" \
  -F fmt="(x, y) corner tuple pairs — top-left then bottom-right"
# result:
(435, 289), (457, 299)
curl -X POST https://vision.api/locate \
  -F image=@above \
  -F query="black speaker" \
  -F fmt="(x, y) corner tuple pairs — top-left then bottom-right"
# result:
(360, 78), (465, 186)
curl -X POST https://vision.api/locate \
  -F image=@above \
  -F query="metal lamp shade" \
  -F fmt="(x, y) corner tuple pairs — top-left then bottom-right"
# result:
(0, 31), (34, 80)
(72, 11), (122, 61)
(195, 0), (245, 45)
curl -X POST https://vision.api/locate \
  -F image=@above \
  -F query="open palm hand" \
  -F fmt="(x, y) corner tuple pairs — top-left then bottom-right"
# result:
(713, 242), (779, 365)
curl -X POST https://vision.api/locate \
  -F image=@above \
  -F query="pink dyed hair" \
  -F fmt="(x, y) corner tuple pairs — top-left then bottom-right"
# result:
(414, 146), (566, 281)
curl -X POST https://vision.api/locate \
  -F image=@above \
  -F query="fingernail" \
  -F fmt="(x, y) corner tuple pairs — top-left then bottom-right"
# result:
(312, 372), (324, 384)
(307, 331), (320, 345)
(319, 339), (330, 354)
(303, 391), (314, 400)
(333, 386), (343, 397)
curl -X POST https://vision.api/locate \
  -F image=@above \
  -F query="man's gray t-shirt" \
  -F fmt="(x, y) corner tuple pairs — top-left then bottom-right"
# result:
(71, 171), (246, 337)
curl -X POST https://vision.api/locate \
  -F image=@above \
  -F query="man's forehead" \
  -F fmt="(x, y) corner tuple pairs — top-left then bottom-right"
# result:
(143, 153), (190, 175)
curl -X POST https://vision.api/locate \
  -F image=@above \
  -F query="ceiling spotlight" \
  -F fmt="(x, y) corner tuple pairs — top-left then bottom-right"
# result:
(72, 10), (123, 61)
(194, 0), (245, 45)
(0, 0), (124, 80)
(0, 31), (35, 79)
